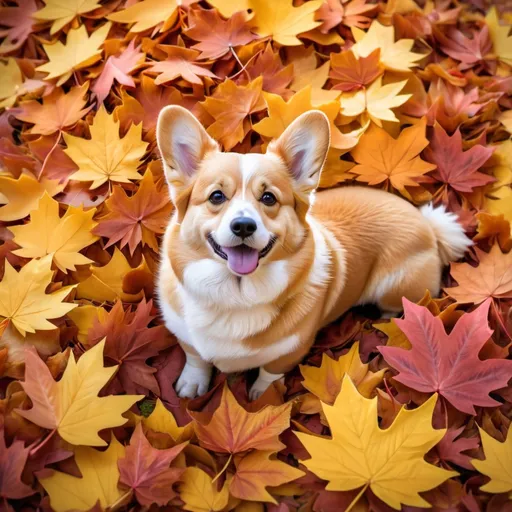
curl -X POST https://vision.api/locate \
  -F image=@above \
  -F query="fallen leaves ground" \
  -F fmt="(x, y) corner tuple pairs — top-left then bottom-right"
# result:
(0, 0), (511, 510)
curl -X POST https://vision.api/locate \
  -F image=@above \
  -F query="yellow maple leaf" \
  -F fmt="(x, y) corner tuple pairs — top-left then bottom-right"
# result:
(18, 339), (143, 445)
(108, 0), (179, 33)
(249, 0), (322, 46)
(10, 193), (98, 273)
(340, 76), (411, 126)
(0, 255), (77, 337)
(0, 58), (23, 109)
(36, 23), (111, 86)
(39, 436), (125, 512)
(0, 174), (64, 222)
(300, 342), (385, 404)
(296, 376), (457, 510)
(64, 105), (147, 189)
(75, 247), (144, 303)
(34, 0), (102, 35)
(352, 20), (424, 72)
(472, 426), (512, 497)
(253, 86), (364, 150)
(143, 399), (194, 443)
(67, 305), (107, 343)
(179, 467), (230, 512)
(486, 8), (512, 67)
(349, 119), (436, 193)
(205, 0), (249, 18)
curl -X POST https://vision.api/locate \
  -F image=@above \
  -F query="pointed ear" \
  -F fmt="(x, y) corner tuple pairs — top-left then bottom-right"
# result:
(156, 105), (218, 199)
(268, 110), (330, 195)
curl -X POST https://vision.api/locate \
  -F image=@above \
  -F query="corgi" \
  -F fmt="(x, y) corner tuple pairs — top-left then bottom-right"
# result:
(156, 106), (472, 400)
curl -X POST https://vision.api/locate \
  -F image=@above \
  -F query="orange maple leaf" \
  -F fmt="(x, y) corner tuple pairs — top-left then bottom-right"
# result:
(201, 77), (266, 150)
(191, 383), (292, 454)
(349, 119), (436, 193)
(94, 171), (172, 254)
(330, 49), (383, 92)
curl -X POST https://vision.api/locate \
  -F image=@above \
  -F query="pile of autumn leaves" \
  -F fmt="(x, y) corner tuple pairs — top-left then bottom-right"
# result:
(0, 0), (512, 510)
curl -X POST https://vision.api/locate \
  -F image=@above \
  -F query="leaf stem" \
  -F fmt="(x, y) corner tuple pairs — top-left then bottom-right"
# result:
(109, 490), (132, 511)
(229, 45), (251, 83)
(212, 453), (233, 484)
(29, 429), (56, 457)
(345, 483), (369, 512)
(37, 131), (61, 180)
(491, 299), (512, 341)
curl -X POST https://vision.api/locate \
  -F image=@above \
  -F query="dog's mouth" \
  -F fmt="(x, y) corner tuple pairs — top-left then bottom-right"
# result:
(207, 234), (277, 275)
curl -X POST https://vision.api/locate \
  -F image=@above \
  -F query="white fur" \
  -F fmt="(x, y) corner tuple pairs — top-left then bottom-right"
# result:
(420, 203), (472, 265)
(175, 352), (212, 398)
(249, 368), (284, 400)
(240, 153), (260, 200)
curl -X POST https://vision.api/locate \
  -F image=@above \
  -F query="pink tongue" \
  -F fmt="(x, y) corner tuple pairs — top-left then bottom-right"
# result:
(223, 245), (259, 275)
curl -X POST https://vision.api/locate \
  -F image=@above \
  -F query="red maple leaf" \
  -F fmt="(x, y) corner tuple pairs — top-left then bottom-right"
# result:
(94, 171), (172, 254)
(185, 7), (257, 60)
(379, 299), (512, 415)
(87, 300), (172, 395)
(423, 123), (495, 193)
(118, 423), (187, 506)
(92, 40), (145, 104)
(0, 0), (36, 53)
(433, 426), (480, 470)
(0, 432), (35, 501)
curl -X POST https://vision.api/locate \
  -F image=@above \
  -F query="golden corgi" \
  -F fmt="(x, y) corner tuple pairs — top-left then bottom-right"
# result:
(156, 106), (472, 400)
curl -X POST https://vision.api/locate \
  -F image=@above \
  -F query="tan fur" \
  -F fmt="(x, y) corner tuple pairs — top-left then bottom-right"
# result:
(156, 106), (471, 398)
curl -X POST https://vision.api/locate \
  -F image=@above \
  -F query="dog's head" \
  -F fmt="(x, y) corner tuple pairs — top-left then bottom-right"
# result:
(156, 106), (330, 277)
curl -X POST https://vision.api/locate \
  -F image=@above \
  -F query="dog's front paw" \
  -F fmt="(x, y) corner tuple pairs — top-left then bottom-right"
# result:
(176, 362), (212, 398)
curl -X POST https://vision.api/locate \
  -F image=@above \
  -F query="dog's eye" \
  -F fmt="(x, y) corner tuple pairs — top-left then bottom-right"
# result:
(209, 190), (227, 205)
(260, 191), (277, 206)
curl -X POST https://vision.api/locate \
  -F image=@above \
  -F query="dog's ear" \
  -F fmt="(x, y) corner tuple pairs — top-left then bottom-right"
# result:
(268, 110), (330, 195)
(157, 105), (218, 199)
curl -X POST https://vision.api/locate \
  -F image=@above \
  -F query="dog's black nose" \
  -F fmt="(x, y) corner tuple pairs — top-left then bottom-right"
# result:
(230, 217), (257, 239)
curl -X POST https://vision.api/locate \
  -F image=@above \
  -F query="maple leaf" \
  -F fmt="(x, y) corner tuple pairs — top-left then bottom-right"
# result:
(486, 8), (512, 67)
(379, 299), (512, 415)
(67, 305), (107, 343)
(36, 23), (111, 86)
(300, 342), (385, 404)
(349, 119), (436, 193)
(472, 425), (512, 497)
(435, 426), (480, 470)
(0, 434), (35, 500)
(108, 0), (179, 33)
(148, 46), (218, 86)
(192, 384), (292, 454)
(239, 43), (294, 98)
(229, 451), (304, 503)
(296, 376), (456, 509)
(185, 8), (256, 60)
(0, 174), (64, 222)
(118, 423), (187, 506)
(352, 20), (424, 72)
(75, 247), (145, 303)
(249, 0), (322, 46)
(201, 78), (265, 150)
(474, 212), (512, 252)
(316, 0), (377, 31)
(33, 0), (101, 35)
(0, 255), (77, 336)
(92, 40), (145, 105)
(330, 49), (383, 92)
(423, 124), (494, 193)
(179, 467), (230, 512)
(436, 27), (492, 70)
(445, 245), (512, 305)
(17, 339), (143, 445)
(86, 300), (170, 395)
(143, 399), (194, 443)
(0, 0), (37, 54)
(9, 193), (98, 273)
(254, 86), (364, 150)
(94, 171), (171, 254)
(39, 436), (125, 512)
(340, 76), (411, 126)
(64, 105), (147, 189)
(15, 83), (92, 136)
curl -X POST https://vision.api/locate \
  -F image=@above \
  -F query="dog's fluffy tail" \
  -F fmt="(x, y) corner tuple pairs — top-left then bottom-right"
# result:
(420, 203), (472, 266)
